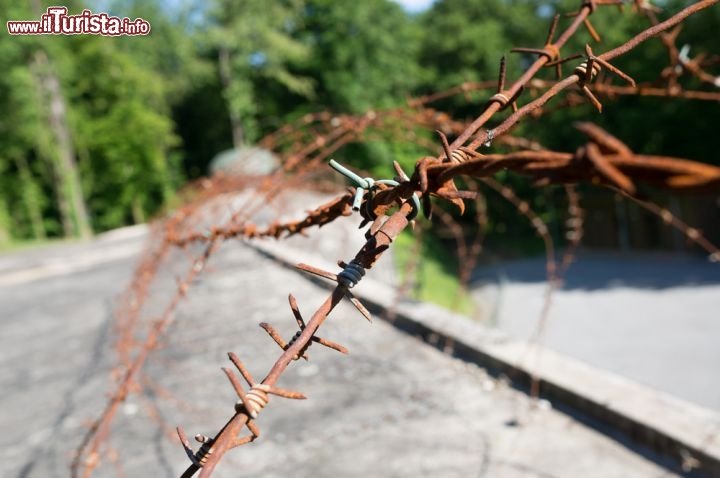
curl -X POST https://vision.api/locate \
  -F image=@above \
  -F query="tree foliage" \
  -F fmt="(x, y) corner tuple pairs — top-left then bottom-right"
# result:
(0, 0), (717, 246)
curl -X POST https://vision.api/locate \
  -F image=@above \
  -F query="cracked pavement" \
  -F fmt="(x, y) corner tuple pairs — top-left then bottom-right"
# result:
(0, 223), (677, 477)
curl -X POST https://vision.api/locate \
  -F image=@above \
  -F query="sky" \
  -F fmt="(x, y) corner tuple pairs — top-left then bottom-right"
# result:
(392, 0), (436, 13)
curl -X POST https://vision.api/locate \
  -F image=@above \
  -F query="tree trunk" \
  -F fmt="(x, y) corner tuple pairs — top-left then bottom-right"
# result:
(13, 155), (46, 240)
(0, 197), (11, 245)
(31, 50), (92, 239)
(218, 46), (245, 148)
(131, 197), (146, 225)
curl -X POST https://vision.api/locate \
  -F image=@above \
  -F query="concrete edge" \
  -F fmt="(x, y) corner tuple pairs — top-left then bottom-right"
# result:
(249, 237), (720, 478)
(0, 231), (147, 286)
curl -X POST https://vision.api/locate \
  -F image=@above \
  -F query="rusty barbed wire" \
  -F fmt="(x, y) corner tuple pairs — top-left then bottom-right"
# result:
(71, 2), (720, 477)
(618, 189), (720, 260)
(72, 169), (343, 478)
(176, 134), (720, 478)
(175, 4), (720, 473)
(420, 177), (488, 309)
(560, 184), (585, 276)
(422, 123), (720, 197)
(73, 96), (478, 478)
(178, 197), (417, 478)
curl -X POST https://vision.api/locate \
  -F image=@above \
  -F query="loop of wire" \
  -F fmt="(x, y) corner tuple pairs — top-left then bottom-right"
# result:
(194, 441), (214, 466)
(337, 261), (366, 288)
(235, 384), (270, 418)
(543, 44), (561, 61)
(489, 92), (510, 107)
(287, 329), (310, 360)
(575, 60), (602, 80)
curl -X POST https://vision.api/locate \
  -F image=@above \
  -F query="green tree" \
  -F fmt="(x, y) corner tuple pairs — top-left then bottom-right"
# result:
(0, 0), (186, 238)
(298, 0), (423, 113)
(419, 0), (541, 92)
(0, 38), (49, 240)
(0, 0), (94, 239)
(0, 2), (59, 240)
(68, 34), (180, 229)
(208, 0), (315, 147)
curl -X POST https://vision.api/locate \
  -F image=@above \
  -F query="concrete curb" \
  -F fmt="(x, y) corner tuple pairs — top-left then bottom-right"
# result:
(250, 237), (720, 478)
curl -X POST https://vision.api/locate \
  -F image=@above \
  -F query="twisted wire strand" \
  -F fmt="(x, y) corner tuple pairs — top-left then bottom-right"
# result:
(337, 261), (366, 288)
(235, 384), (271, 418)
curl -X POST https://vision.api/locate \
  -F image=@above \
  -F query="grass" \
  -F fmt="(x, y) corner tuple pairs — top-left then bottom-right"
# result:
(393, 229), (475, 315)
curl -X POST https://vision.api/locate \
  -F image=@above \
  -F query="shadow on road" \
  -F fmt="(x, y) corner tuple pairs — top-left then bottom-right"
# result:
(471, 251), (720, 290)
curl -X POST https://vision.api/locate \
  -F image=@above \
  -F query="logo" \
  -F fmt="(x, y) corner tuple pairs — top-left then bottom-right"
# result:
(7, 6), (151, 36)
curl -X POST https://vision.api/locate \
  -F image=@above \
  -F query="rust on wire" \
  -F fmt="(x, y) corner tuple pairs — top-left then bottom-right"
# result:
(70, 1), (720, 476)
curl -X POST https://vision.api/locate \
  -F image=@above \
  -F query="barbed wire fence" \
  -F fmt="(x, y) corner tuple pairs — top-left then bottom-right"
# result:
(70, 1), (720, 477)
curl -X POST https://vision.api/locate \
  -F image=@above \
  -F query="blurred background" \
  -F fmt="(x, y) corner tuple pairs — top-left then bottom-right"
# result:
(1, 0), (718, 250)
(2, 1), (720, 476)
(2, 0), (720, 396)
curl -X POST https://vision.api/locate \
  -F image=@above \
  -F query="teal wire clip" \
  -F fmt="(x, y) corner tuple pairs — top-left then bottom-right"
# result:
(328, 159), (420, 221)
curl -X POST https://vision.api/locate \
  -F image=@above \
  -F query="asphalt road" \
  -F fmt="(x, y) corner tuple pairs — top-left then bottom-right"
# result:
(0, 228), (674, 477)
(470, 252), (720, 411)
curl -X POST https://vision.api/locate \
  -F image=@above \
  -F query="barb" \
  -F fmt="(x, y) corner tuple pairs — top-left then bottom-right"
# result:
(179, 200), (417, 478)
(260, 293), (349, 360)
(175, 121), (720, 475)
(71, 2), (720, 476)
(170, 3), (719, 473)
